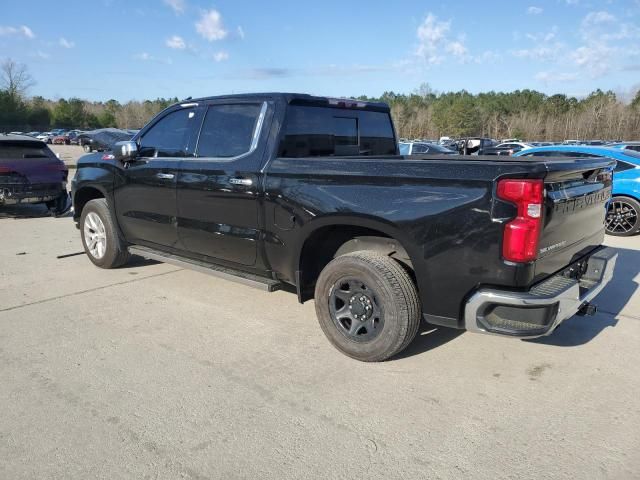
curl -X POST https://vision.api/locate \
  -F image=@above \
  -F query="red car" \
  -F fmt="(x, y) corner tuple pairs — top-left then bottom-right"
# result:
(52, 133), (70, 145)
(0, 134), (71, 215)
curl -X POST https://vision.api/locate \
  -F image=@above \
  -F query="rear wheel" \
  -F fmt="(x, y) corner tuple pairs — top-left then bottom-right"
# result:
(606, 196), (640, 236)
(314, 251), (421, 362)
(83, 144), (92, 153)
(80, 198), (130, 268)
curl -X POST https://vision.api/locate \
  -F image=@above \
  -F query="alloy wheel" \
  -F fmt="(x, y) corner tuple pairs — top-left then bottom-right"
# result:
(606, 200), (638, 234)
(84, 212), (107, 259)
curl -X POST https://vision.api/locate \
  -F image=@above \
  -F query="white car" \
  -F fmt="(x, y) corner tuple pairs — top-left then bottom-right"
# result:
(495, 141), (533, 151)
(36, 132), (53, 144)
(399, 141), (456, 155)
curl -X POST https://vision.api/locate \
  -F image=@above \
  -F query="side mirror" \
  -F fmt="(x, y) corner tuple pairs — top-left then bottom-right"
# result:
(113, 141), (138, 162)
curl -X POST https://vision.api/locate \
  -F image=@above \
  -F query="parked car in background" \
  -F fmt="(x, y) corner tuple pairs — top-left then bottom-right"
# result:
(77, 128), (136, 152)
(26, 131), (40, 138)
(399, 141), (455, 155)
(36, 132), (53, 144)
(515, 145), (640, 236)
(610, 142), (640, 153)
(495, 141), (533, 152)
(0, 134), (71, 215)
(52, 133), (69, 145)
(455, 138), (520, 155)
(67, 130), (83, 145)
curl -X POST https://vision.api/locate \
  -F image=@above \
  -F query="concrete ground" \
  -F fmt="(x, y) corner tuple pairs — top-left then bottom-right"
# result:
(1, 205), (639, 480)
(50, 144), (85, 169)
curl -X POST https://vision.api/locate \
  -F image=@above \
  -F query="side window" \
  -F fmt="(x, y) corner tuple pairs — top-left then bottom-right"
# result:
(139, 108), (197, 158)
(196, 104), (262, 158)
(412, 144), (428, 154)
(626, 145), (640, 152)
(614, 160), (635, 172)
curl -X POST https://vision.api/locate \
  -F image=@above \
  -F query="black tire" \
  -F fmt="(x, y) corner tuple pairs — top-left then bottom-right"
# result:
(606, 196), (640, 236)
(314, 251), (421, 362)
(80, 198), (130, 268)
(83, 144), (92, 153)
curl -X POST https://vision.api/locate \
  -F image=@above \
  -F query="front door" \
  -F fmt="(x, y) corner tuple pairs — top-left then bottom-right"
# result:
(114, 106), (199, 249)
(177, 101), (270, 266)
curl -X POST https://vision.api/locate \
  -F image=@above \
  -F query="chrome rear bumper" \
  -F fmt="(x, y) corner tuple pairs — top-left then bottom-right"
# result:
(464, 247), (617, 338)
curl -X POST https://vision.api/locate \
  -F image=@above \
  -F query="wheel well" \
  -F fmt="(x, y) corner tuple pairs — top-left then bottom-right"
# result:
(73, 187), (104, 220)
(298, 225), (413, 302)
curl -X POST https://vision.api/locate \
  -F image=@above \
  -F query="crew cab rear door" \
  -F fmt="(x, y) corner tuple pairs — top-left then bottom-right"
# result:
(176, 101), (272, 266)
(534, 156), (615, 280)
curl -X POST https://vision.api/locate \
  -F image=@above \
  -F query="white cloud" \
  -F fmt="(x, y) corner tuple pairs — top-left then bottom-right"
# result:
(535, 71), (577, 83)
(511, 46), (558, 61)
(59, 37), (74, 48)
(571, 44), (613, 77)
(527, 6), (543, 15)
(445, 41), (467, 57)
(0, 25), (35, 39)
(195, 9), (227, 41)
(35, 50), (50, 59)
(164, 0), (185, 14)
(213, 51), (229, 62)
(583, 11), (616, 26)
(474, 50), (501, 63)
(133, 52), (173, 65)
(166, 35), (186, 49)
(415, 13), (468, 64)
(237, 26), (245, 39)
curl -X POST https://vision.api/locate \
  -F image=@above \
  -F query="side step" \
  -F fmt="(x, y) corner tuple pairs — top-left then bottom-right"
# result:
(129, 245), (283, 292)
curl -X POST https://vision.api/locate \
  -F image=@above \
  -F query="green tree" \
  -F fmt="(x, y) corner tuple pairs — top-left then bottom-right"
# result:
(52, 98), (87, 127)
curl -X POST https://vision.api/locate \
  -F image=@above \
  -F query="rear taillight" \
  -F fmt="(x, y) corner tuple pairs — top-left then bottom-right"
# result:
(497, 179), (544, 263)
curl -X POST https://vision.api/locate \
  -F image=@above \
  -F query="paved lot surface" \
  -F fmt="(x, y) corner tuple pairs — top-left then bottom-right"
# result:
(1, 206), (639, 479)
(49, 144), (85, 169)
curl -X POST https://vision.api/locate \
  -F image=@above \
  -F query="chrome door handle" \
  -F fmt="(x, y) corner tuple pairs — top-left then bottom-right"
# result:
(156, 173), (175, 179)
(229, 177), (253, 186)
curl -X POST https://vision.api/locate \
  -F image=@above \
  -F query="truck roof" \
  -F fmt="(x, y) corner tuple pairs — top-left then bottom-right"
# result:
(185, 92), (391, 112)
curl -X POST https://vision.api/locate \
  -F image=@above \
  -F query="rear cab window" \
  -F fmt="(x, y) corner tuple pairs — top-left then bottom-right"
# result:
(278, 104), (397, 157)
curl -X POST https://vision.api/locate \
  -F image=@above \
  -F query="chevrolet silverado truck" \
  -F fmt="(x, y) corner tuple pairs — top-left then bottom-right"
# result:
(71, 93), (617, 361)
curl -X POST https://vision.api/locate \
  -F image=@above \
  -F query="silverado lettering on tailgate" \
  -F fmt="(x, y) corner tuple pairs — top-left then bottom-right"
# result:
(553, 187), (611, 214)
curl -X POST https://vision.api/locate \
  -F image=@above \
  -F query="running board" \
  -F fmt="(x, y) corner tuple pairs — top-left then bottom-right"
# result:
(128, 245), (283, 292)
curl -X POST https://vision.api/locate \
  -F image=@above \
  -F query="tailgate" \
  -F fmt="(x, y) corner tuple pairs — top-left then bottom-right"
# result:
(535, 157), (615, 279)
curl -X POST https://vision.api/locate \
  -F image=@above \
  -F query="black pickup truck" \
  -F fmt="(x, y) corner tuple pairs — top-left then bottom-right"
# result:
(71, 93), (617, 361)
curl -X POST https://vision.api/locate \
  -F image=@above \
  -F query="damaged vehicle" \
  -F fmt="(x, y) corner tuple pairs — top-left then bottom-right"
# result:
(77, 128), (137, 153)
(0, 134), (71, 215)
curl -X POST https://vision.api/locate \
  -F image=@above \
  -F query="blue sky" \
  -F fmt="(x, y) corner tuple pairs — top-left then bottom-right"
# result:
(1, 0), (639, 101)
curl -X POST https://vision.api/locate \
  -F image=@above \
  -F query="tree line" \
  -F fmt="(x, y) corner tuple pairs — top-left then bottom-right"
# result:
(2, 59), (640, 140)
(361, 85), (640, 141)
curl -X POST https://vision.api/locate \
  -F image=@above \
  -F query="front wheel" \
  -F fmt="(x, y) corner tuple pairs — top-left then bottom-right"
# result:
(83, 144), (92, 153)
(80, 198), (130, 268)
(314, 251), (421, 362)
(606, 196), (640, 236)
